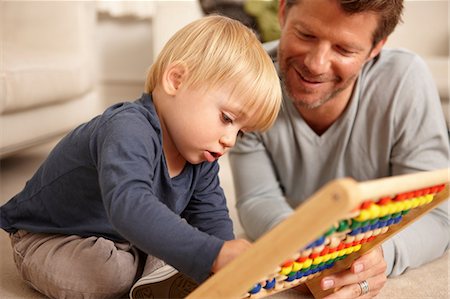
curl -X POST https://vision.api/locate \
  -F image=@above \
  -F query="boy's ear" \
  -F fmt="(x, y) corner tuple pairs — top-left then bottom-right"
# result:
(162, 63), (187, 96)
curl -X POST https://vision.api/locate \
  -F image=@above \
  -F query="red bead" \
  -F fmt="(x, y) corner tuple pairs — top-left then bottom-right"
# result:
(282, 260), (294, 267)
(320, 247), (330, 256)
(310, 252), (319, 259)
(394, 193), (407, 201)
(378, 197), (391, 205)
(297, 256), (308, 263)
(360, 201), (373, 210)
(414, 190), (423, 197)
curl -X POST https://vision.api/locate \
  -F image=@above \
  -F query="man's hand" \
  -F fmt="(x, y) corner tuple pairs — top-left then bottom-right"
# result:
(211, 239), (252, 273)
(321, 246), (387, 298)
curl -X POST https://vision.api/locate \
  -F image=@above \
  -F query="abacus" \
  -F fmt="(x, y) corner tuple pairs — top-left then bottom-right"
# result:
(187, 168), (449, 299)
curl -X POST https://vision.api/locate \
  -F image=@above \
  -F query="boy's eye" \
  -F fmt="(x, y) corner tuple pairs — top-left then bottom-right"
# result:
(221, 113), (233, 124)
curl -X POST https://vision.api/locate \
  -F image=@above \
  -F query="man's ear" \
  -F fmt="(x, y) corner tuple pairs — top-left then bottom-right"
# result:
(162, 62), (187, 96)
(278, 0), (287, 28)
(367, 37), (387, 61)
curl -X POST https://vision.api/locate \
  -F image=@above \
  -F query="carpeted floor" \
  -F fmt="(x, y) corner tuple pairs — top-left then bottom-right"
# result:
(1, 141), (449, 299)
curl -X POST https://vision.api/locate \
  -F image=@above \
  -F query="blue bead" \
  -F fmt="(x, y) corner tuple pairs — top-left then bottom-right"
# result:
(361, 225), (370, 233)
(285, 273), (297, 282)
(349, 228), (361, 236)
(249, 283), (262, 294)
(394, 216), (402, 223)
(315, 236), (326, 246)
(264, 278), (276, 290)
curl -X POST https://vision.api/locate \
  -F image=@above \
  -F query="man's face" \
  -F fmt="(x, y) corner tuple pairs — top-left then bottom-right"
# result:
(278, 0), (383, 109)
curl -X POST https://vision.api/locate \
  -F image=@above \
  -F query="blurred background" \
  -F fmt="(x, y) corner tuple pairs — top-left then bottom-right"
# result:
(0, 1), (449, 297)
(0, 0), (448, 160)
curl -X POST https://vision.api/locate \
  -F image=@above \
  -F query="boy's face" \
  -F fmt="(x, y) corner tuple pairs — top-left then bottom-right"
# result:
(161, 85), (251, 164)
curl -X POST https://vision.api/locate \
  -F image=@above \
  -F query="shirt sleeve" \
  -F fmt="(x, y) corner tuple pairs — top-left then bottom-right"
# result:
(229, 132), (295, 241)
(381, 54), (450, 276)
(91, 108), (223, 282)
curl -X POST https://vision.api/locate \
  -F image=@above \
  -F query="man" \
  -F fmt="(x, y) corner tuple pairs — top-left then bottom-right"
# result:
(229, 0), (450, 298)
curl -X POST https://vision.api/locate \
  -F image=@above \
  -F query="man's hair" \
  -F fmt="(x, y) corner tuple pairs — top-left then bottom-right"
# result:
(285, 0), (404, 46)
(145, 15), (282, 131)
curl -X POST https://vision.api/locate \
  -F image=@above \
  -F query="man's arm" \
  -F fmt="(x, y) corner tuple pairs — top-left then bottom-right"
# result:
(382, 53), (450, 276)
(229, 132), (294, 240)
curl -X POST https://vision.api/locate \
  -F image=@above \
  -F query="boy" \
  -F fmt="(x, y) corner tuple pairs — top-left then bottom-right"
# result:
(0, 15), (282, 299)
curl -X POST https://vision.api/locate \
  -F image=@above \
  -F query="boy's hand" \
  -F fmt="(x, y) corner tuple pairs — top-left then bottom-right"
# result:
(211, 239), (252, 273)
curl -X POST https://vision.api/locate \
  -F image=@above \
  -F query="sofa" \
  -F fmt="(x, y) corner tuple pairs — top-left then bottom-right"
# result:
(0, 1), (103, 158)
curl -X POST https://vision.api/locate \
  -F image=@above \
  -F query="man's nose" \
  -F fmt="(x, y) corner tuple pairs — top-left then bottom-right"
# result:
(304, 43), (331, 75)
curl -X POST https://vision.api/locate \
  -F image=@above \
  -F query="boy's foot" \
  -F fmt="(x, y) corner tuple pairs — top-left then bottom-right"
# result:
(129, 264), (199, 299)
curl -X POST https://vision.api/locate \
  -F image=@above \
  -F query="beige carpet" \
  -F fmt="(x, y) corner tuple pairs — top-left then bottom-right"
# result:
(1, 142), (449, 299)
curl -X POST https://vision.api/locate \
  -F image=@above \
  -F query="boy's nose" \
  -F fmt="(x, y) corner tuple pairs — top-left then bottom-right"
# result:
(220, 133), (236, 149)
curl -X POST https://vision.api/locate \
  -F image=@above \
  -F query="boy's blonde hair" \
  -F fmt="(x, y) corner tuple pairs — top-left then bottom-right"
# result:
(145, 15), (282, 131)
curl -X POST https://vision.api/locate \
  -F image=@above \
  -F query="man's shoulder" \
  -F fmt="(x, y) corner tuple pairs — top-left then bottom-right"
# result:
(262, 40), (279, 62)
(366, 48), (427, 75)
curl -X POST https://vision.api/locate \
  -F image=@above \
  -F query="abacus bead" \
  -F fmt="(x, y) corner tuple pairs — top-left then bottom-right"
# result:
(249, 284), (262, 294)
(264, 278), (276, 290)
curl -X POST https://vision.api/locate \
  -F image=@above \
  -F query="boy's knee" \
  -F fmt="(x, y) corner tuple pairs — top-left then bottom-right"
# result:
(13, 233), (140, 299)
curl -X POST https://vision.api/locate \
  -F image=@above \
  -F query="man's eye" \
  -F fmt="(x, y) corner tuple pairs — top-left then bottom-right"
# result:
(336, 46), (355, 56)
(222, 113), (233, 124)
(298, 32), (315, 40)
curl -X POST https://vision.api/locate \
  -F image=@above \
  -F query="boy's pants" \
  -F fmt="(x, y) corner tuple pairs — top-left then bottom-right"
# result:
(10, 230), (144, 299)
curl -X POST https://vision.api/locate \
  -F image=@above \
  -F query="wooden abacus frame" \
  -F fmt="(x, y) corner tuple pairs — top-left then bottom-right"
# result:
(187, 168), (449, 299)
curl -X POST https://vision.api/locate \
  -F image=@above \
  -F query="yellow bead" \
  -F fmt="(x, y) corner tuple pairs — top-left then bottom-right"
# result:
(386, 203), (395, 214)
(369, 204), (381, 219)
(354, 210), (370, 222)
(280, 266), (292, 275)
(292, 262), (301, 272)
(313, 256), (324, 264)
(403, 200), (413, 210)
(393, 202), (403, 213)
(379, 206), (389, 217)
(303, 259), (312, 268)
(425, 194), (434, 204)
(410, 198), (420, 208)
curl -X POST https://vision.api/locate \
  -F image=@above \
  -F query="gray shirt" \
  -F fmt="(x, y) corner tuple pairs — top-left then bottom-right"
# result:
(1, 93), (234, 282)
(229, 48), (449, 276)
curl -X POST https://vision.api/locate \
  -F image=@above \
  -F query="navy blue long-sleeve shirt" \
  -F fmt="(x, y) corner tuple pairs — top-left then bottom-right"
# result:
(0, 93), (234, 282)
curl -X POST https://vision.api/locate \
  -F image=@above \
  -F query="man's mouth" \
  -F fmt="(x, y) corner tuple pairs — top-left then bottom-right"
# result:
(297, 70), (325, 84)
